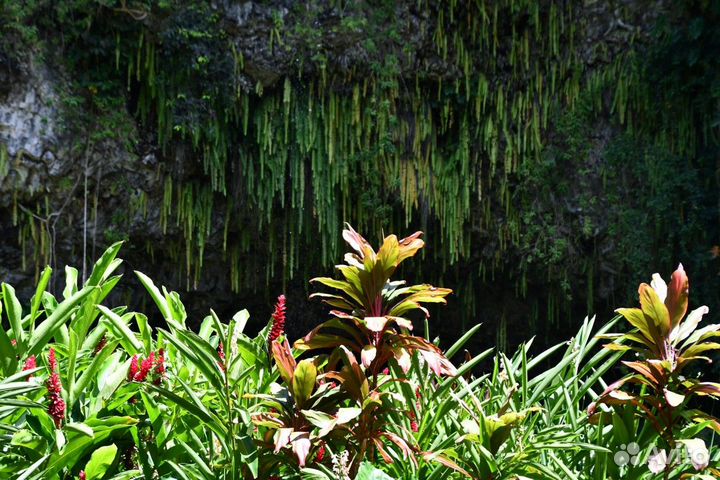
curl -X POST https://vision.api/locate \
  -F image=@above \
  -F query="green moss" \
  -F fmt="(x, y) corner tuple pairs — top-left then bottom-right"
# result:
(1, 0), (717, 333)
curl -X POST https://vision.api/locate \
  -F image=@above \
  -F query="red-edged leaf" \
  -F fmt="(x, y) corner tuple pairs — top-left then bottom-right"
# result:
(639, 283), (671, 337)
(381, 431), (418, 467)
(387, 286), (452, 318)
(342, 224), (375, 259)
(420, 349), (457, 376)
(335, 407), (361, 424)
(334, 346), (369, 400)
(685, 411), (720, 434)
(606, 390), (636, 404)
(291, 433), (311, 467)
(373, 438), (394, 464)
(271, 339), (296, 386)
(386, 316), (413, 330)
(397, 231), (424, 262)
(310, 277), (364, 308)
(421, 452), (472, 478)
(295, 333), (352, 352)
(664, 389), (685, 407)
(689, 382), (720, 397)
(683, 342), (720, 359)
(308, 293), (355, 311)
(593, 376), (634, 408)
(665, 264), (689, 329)
(622, 361), (664, 387)
(361, 346), (377, 368)
(274, 428), (293, 453)
(365, 316), (387, 332)
(292, 360), (317, 407)
(377, 234), (401, 276)
(393, 347), (412, 373)
(615, 308), (661, 354)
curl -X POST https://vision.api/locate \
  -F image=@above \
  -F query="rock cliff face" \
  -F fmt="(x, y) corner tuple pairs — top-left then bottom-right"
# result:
(0, 1), (716, 351)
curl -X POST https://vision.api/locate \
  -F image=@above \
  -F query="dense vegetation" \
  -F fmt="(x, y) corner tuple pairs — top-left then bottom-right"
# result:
(0, 1), (718, 348)
(1, 227), (719, 479)
(1, 2), (719, 476)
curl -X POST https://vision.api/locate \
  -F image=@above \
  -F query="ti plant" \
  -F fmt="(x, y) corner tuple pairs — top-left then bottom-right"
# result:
(590, 264), (720, 478)
(286, 226), (456, 473)
(295, 225), (456, 383)
(251, 338), (352, 471)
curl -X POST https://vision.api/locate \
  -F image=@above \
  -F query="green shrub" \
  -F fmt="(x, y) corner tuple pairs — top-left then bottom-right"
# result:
(1, 228), (718, 479)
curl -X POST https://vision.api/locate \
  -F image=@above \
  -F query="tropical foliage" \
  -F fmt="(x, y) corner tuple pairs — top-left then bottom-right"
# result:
(0, 227), (718, 479)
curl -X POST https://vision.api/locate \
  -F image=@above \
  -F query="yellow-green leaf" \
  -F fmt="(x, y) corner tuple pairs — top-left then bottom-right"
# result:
(292, 359), (317, 407)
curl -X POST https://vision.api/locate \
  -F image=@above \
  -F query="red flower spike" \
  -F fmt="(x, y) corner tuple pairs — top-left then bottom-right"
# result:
(154, 349), (166, 385)
(316, 443), (326, 462)
(79, 471), (86, 480)
(128, 355), (139, 381)
(46, 348), (65, 428)
(23, 356), (36, 377)
(135, 352), (155, 382)
(409, 410), (419, 432)
(48, 348), (58, 372)
(268, 294), (287, 343)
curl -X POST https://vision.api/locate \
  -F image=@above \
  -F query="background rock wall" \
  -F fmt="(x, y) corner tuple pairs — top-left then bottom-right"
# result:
(0, 0), (717, 355)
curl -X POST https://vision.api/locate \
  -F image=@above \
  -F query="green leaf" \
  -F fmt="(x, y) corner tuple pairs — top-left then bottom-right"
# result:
(445, 322), (482, 359)
(293, 359), (317, 407)
(161, 328), (225, 393)
(300, 409), (336, 431)
(65, 423), (94, 438)
(638, 283), (671, 337)
(16, 454), (49, 480)
(615, 307), (661, 354)
(3, 283), (24, 348)
(146, 383), (227, 440)
(178, 440), (214, 480)
(86, 242), (123, 286)
(355, 461), (394, 480)
(29, 267), (52, 332)
(63, 266), (79, 300)
(84, 444), (118, 480)
(72, 341), (118, 410)
(134, 271), (174, 327)
(97, 306), (142, 354)
(0, 320), (16, 375)
(26, 286), (96, 357)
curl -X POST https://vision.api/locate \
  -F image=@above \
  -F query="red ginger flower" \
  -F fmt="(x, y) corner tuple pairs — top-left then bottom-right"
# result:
(48, 348), (58, 371)
(135, 352), (155, 382)
(128, 355), (140, 381)
(79, 471), (86, 480)
(46, 348), (65, 428)
(268, 294), (286, 343)
(409, 411), (419, 432)
(153, 349), (165, 385)
(23, 355), (36, 377)
(316, 443), (326, 462)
